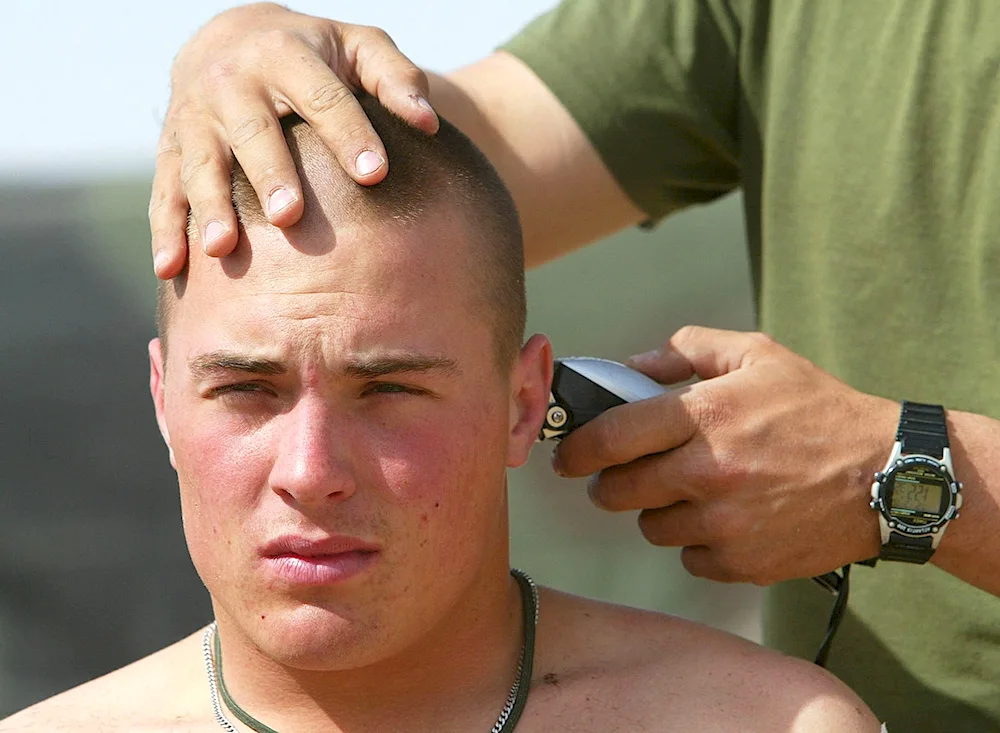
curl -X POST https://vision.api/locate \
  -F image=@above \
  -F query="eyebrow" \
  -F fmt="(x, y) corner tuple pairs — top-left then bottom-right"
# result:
(187, 351), (460, 380)
(343, 355), (460, 379)
(188, 352), (288, 379)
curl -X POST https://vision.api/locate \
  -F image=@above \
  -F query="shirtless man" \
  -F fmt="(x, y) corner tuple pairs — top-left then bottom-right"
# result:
(0, 98), (880, 732)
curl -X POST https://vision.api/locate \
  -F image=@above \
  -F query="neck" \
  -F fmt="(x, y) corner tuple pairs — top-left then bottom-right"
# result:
(210, 560), (526, 733)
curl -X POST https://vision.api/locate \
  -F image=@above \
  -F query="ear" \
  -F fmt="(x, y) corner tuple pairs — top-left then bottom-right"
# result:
(506, 333), (553, 468)
(149, 338), (177, 469)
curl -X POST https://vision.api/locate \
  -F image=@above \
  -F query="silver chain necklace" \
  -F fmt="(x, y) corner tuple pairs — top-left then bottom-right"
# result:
(203, 569), (538, 733)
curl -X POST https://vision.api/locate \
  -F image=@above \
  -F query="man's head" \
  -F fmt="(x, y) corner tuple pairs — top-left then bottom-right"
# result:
(148, 98), (552, 670)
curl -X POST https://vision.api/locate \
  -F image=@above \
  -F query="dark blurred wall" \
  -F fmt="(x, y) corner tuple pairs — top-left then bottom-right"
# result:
(0, 183), (210, 716)
(0, 179), (757, 717)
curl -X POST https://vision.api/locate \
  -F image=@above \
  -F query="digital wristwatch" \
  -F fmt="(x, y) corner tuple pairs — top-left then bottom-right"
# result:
(869, 401), (963, 563)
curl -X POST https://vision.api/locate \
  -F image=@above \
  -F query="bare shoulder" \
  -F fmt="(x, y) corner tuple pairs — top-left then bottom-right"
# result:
(0, 628), (212, 733)
(526, 588), (882, 733)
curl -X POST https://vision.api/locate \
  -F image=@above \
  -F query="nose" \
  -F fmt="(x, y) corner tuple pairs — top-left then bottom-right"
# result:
(268, 396), (357, 506)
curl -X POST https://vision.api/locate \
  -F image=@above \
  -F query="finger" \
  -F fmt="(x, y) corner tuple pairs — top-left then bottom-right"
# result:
(263, 41), (391, 185)
(637, 502), (706, 547)
(177, 124), (240, 257)
(209, 77), (304, 229)
(678, 546), (744, 583)
(346, 24), (439, 134)
(587, 450), (695, 512)
(637, 494), (750, 550)
(149, 130), (192, 279)
(554, 391), (696, 477)
(628, 325), (775, 382)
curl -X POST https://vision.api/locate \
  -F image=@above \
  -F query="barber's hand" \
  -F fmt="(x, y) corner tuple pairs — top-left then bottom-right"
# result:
(150, 2), (439, 278)
(553, 326), (900, 585)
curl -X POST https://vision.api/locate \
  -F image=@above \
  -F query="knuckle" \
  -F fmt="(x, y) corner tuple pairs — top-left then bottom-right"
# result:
(203, 60), (240, 92)
(149, 217), (183, 241)
(255, 28), (299, 53)
(716, 547), (759, 584)
(147, 185), (187, 221)
(156, 132), (182, 159)
(589, 417), (628, 465)
(168, 99), (199, 122)
(229, 114), (273, 150)
(179, 149), (217, 187)
(712, 447), (748, 491)
(305, 80), (354, 116)
(148, 195), (177, 223)
(690, 391), (730, 431)
(673, 324), (703, 346)
(703, 502), (746, 542)
(748, 331), (775, 348)
(358, 24), (396, 47)
(396, 65), (428, 89)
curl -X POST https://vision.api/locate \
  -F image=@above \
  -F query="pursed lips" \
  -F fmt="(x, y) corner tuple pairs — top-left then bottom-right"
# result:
(259, 534), (381, 585)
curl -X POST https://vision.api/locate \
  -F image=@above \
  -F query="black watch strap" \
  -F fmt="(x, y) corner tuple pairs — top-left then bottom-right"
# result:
(879, 532), (935, 563)
(878, 401), (949, 564)
(897, 401), (948, 458)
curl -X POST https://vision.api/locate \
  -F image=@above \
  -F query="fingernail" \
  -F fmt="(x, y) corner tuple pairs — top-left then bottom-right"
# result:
(266, 188), (296, 218)
(204, 220), (227, 250)
(586, 475), (602, 505)
(153, 250), (169, 273)
(355, 150), (385, 177)
(628, 349), (660, 367)
(414, 96), (435, 115)
(551, 448), (565, 477)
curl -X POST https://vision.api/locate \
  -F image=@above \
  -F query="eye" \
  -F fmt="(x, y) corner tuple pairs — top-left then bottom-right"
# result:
(363, 382), (426, 397)
(206, 382), (276, 399)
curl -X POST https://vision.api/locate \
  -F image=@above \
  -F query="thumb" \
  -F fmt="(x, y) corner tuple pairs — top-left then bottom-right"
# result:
(628, 326), (768, 383)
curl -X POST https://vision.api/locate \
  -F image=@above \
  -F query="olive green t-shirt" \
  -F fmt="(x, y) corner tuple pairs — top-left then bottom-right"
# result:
(505, 1), (1000, 730)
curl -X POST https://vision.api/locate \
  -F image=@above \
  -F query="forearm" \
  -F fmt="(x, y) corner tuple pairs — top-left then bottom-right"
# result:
(932, 409), (1000, 594)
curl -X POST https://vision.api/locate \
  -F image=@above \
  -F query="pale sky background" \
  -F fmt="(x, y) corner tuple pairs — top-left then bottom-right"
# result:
(0, 0), (560, 181)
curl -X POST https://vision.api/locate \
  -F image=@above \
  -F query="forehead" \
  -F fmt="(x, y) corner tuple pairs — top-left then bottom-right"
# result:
(167, 213), (482, 366)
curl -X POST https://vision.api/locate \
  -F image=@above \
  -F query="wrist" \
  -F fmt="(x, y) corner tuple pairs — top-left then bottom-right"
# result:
(869, 401), (963, 564)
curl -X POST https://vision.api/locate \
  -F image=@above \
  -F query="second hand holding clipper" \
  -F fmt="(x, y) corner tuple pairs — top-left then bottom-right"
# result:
(540, 355), (843, 665)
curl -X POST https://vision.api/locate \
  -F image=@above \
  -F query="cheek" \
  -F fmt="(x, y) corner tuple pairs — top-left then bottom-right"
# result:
(372, 398), (508, 529)
(166, 396), (274, 567)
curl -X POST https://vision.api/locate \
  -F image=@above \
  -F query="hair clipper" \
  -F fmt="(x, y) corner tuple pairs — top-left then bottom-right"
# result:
(538, 357), (667, 441)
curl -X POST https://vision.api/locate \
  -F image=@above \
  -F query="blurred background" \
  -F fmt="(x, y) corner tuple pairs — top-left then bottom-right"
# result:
(0, 0), (757, 717)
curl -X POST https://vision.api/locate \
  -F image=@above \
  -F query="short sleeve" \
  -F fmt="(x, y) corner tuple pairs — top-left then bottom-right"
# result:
(502, 0), (743, 222)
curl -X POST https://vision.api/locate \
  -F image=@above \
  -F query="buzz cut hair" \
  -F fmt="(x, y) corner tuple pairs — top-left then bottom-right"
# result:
(156, 94), (526, 372)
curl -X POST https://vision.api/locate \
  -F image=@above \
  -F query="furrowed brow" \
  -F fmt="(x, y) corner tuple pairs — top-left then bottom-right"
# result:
(188, 352), (287, 379)
(344, 355), (460, 379)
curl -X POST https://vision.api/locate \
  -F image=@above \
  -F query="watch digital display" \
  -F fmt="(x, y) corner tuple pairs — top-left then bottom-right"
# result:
(893, 480), (943, 513)
(887, 462), (950, 523)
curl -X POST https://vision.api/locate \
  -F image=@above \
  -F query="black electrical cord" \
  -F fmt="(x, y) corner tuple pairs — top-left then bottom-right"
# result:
(812, 564), (852, 667)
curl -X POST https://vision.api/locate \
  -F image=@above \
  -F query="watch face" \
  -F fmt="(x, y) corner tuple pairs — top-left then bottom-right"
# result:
(885, 459), (953, 529)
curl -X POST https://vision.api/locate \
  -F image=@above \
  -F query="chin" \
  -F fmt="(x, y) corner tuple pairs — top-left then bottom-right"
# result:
(239, 602), (405, 671)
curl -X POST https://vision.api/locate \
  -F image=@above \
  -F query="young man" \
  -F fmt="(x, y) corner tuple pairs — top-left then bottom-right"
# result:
(1, 100), (880, 732)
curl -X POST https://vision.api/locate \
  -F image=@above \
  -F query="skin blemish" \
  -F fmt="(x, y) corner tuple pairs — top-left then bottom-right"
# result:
(434, 502), (440, 508)
(543, 673), (560, 686)
(420, 513), (428, 523)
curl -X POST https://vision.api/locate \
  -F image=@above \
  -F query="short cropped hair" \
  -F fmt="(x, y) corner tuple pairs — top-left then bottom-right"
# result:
(157, 95), (526, 371)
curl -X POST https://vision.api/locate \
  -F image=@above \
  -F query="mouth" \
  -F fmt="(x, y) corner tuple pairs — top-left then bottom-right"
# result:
(259, 535), (381, 586)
